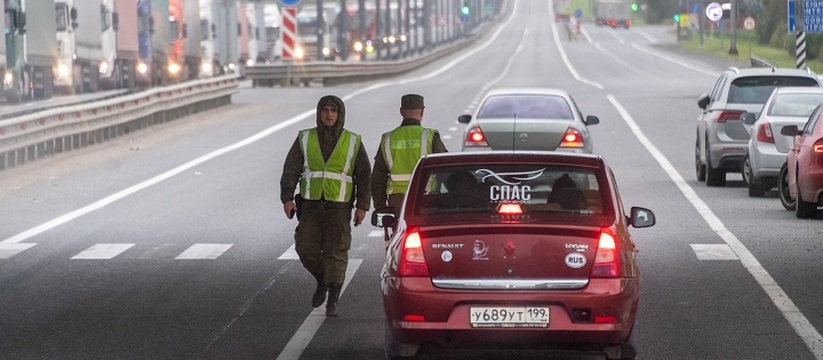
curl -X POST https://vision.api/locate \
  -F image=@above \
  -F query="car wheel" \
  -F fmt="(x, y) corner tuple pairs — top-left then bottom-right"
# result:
(384, 319), (419, 359)
(795, 174), (817, 219)
(778, 163), (796, 211)
(695, 137), (706, 182)
(705, 145), (726, 186)
(744, 156), (767, 197)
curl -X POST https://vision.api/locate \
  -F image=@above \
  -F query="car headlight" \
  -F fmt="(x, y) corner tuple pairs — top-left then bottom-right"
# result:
(137, 62), (148, 74)
(99, 61), (109, 74)
(168, 63), (181, 75)
(200, 62), (212, 74)
(58, 64), (71, 77)
(246, 59), (255, 67)
(295, 46), (305, 60)
(3, 72), (13, 86)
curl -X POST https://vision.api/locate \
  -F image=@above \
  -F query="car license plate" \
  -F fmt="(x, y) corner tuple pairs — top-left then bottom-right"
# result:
(469, 307), (549, 328)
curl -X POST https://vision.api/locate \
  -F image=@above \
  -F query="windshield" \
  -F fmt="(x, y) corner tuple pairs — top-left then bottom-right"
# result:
(55, 3), (68, 32)
(415, 165), (604, 216)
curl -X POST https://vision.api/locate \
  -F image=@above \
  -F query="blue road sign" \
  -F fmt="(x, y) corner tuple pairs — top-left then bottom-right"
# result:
(280, 0), (300, 6)
(804, 0), (823, 33)
(574, 9), (583, 18)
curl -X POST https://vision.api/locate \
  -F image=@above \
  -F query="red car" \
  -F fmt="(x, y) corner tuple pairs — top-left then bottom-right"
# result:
(781, 104), (823, 218)
(371, 151), (655, 359)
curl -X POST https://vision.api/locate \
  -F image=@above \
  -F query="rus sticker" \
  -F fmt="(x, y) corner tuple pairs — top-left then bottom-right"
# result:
(565, 252), (586, 269)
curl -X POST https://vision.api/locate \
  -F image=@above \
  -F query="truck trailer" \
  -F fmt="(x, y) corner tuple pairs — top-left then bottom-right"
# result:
(55, 0), (106, 94)
(594, 0), (631, 28)
(113, 0), (139, 89)
(199, 0), (240, 77)
(182, 0), (201, 81)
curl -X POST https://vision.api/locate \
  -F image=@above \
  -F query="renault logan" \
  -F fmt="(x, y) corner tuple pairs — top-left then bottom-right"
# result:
(372, 151), (655, 359)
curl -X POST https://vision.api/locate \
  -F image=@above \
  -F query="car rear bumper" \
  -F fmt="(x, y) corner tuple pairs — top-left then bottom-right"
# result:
(382, 277), (638, 348)
(750, 142), (786, 179)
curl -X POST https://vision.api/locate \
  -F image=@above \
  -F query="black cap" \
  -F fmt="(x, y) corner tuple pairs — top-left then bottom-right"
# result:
(401, 94), (425, 109)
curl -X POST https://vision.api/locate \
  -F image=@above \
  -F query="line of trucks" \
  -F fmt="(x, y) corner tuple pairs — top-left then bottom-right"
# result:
(1, 0), (285, 103)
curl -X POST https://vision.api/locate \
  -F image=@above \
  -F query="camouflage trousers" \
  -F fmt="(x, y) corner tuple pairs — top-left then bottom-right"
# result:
(294, 201), (352, 287)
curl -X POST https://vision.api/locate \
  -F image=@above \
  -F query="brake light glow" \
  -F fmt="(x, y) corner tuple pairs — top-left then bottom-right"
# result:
(814, 140), (823, 154)
(497, 202), (523, 214)
(716, 110), (744, 123)
(464, 126), (488, 147)
(399, 231), (429, 277)
(756, 122), (774, 144)
(559, 128), (584, 148)
(591, 228), (620, 278)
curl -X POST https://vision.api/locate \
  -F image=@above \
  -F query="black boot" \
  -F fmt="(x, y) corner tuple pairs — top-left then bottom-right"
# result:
(325, 285), (342, 317)
(311, 273), (327, 308)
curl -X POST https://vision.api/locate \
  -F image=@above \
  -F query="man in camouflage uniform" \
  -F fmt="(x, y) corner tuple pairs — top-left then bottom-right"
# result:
(280, 95), (371, 317)
(372, 94), (448, 218)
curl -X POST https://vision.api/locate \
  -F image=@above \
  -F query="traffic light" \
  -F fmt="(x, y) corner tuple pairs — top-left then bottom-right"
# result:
(673, 13), (680, 23)
(630, 2), (638, 11)
(461, 1), (470, 16)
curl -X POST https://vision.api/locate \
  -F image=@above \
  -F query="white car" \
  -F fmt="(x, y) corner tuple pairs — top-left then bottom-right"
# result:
(457, 88), (600, 153)
(741, 86), (823, 197)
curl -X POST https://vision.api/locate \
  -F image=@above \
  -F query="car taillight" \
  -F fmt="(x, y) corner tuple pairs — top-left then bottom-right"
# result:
(756, 122), (775, 144)
(558, 127), (584, 148)
(716, 110), (745, 123)
(497, 202), (523, 214)
(464, 126), (488, 147)
(590, 228), (621, 278)
(399, 231), (429, 277)
(814, 139), (823, 154)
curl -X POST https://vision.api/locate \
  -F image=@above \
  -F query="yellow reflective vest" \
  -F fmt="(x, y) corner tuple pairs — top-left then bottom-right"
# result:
(380, 125), (435, 195)
(298, 128), (361, 202)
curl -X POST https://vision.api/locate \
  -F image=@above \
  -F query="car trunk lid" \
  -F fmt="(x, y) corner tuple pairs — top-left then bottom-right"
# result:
(477, 118), (571, 151)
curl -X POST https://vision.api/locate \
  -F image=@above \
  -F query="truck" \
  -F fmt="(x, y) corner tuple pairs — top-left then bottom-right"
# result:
(55, 0), (106, 94)
(168, 0), (185, 82)
(135, 0), (170, 87)
(262, 3), (281, 63)
(99, 0), (117, 90)
(295, 3), (339, 61)
(244, 2), (261, 67)
(1, 0), (57, 102)
(113, 0), (139, 89)
(594, 0), (631, 28)
(199, 0), (239, 77)
(237, 1), (250, 75)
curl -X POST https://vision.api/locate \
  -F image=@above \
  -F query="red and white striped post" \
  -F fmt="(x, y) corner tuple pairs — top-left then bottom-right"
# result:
(281, 7), (297, 61)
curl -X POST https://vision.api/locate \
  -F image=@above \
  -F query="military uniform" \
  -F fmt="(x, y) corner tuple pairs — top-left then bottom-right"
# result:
(371, 94), (447, 216)
(280, 95), (371, 317)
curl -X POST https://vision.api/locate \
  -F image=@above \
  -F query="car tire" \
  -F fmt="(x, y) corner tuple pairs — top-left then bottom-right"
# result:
(744, 156), (767, 197)
(795, 174), (817, 219)
(695, 137), (706, 182)
(778, 163), (796, 211)
(705, 146), (726, 186)
(384, 319), (419, 359)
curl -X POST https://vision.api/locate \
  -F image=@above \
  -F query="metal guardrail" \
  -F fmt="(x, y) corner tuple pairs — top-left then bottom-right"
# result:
(246, 31), (483, 87)
(0, 75), (239, 171)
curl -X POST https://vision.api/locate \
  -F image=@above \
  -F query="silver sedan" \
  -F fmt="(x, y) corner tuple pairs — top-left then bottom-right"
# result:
(741, 87), (823, 197)
(457, 88), (600, 153)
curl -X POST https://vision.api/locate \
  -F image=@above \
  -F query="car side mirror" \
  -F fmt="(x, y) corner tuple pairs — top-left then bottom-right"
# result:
(585, 115), (599, 126)
(740, 112), (757, 125)
(371, 207), (396, 228)
(457, 114), (472, 124)
(781, 125), (799, 137)
(628, 207), (655, 228)
(697, 93), (710, 110)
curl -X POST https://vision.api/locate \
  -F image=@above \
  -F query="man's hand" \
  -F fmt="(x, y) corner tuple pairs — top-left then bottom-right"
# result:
(353, 209), (367, 227)
(284, 201), (297, 219)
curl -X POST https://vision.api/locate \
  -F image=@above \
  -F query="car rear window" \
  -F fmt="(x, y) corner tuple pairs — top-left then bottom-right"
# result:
(729, 76), (819, 104)
(477, 95), (573, 119)
(767, 93), (823, 117)
(415, 165), (605, 216)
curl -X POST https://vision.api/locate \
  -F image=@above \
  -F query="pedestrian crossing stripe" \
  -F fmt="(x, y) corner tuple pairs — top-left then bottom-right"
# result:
(690, 244), (739, 260)
(175, 243), (234, 259)
(0, 243), (37, 259)
(72, 243), (136, 259)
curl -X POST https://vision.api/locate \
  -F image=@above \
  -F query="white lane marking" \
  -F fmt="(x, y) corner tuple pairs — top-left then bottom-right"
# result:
(631, 42), (718, 76)
(278, 244), (300, 260)
(594, 42), (656, 79)
(0, 0), (520, 247)
(635, 28), (658, 43)
(690, 244), (739, 260)
(71, 243), (134, 259)
(608, 95), (823, 360)
(175, 244), (233, 260)
(368, 230), (384, 237)
(276, 260), (362, 360)
(442, 134), (452, 140)
(547, 0), (603, 89)
(0, 243), (37, 259)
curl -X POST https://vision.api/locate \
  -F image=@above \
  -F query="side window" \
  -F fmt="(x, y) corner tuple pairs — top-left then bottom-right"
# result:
(805, 107), (822, 135)
(711, 75), (727, 102)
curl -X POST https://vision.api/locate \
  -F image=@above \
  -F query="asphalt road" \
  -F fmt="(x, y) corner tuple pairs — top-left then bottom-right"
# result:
(1, 1), (821, 359)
